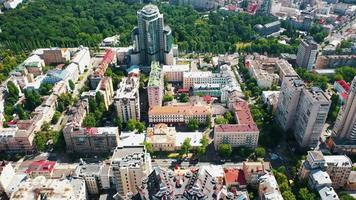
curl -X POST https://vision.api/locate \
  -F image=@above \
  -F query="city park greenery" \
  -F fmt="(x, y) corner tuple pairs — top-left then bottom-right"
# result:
(0, 0), (299, 55)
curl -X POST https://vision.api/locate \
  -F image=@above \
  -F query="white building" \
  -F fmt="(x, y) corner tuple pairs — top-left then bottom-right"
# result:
(111, 147), (151, 199)
(258, 172), (284, 200)
(3, 0), (22, 9)
(0, 162), (15, 193)
(72, 46), (91, 74)
(162, 64), (190, 82)
(10, 176), (87, 200)
(114, 77), (140, 123)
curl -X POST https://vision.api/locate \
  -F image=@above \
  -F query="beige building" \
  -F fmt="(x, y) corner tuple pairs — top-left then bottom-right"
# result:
(276, 76), (330, 147)
(0, 162), (15, 193)
(10, 176), (87, 200)
(146, 123), (203, 151)
(162, 64), (190, 82)
(42, 48), (71, 65)
(258, 172), (283, 200)
(333, 76), (356, 154)
(214, 101), (259, 149)
(114, 77), (140, 123)
(148, 105), (211, 125)
(346, 171), (356, 191)
(243, 161), (271, 185)
(147, 61), (163, 108)
(111, 147), (151, 199)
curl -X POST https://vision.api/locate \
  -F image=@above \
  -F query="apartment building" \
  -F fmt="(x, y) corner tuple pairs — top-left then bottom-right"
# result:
(0, 162), (15, 193)
(183, 71), (225, 89)
(243, 161), (271, 185)
(146, 123), (203, 151)
(296, 39), (318, 70)
(147, 62), (164, 108)
(294, 87), (330, 147)
(162, 64), (190, 82)
(64, 126), (120, 154)
(111, 147), (151, 199)
(90, 49), (117, 89)
(214, 101), (259, 149)
(25, 160), (56, 179)
(41, 48), (71, 65)
(258, 172), (284, 200)
(114, 77), (140, 123)
(276, 76), (330, 147)
(148, 105), (211, 125)
(275, 76), (305, 131)
(10, 176), (87, 200)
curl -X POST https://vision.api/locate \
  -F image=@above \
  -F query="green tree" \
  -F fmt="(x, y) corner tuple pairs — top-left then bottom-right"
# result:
(39, 83), (54, 95)
(179, 93), (189, 102)
(127, 119), (137, 131)
(205, 115), (211, 128)
(180, 138), (192, 156)
(16, 105), (29, 120)
(144, 141), (153, 154)
(282, 190), (296, 200)
(339, 192), (356, 200)
(224, 111), (234, 123)
(24, 90), (42, 111)
(163, 94), (173, 102)
(218, 143), (232, 158)
(57, 93), (73, 112)
(215, 116), (229, 124)
(68, 80), (75, 91)
(34, 130), (65, 152)
(51, 111), (61, 124)
(197, 134), (209, 155)
(255, 147), (266, 158)
(298, 188), (316, 200)
(136, 121), (146, 133)
(187, 118), (199, 131)
(82, 113), (97, 127)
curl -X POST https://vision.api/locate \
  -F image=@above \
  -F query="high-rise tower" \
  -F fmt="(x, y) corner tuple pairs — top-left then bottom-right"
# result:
(132, 4), (173, 66)
(333, 76), (356, 141)
(296, 38), (318, 70)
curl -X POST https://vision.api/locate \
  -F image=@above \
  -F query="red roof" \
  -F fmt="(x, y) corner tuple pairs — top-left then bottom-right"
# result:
(336, 80), (350, 92)
(178, 88), (189, 93)
(203, 95), (212, 103)
(85, 127), (98, 135)
(341, 92), (348, 100)
(224, 168), (247, 185)
(94, 49), (115, 78)
(233, 101), (255, 125)
(215, 124), (258, 132)
(25, 160), (56, 174)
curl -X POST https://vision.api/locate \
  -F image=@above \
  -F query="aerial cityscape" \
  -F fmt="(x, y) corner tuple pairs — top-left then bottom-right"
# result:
(0, 0), (355, 199)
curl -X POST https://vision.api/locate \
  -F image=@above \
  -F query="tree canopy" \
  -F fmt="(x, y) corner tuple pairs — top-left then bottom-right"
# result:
(218, 143), (232, 158)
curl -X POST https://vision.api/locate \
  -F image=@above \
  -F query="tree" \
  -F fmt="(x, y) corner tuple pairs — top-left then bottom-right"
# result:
(197, 134), (209, 155)
(39, 83), (54, 95)
(127, 119), (136, 131)
(339, 192), (356, 200)
(282, 190), (296, 200)
(144, 141), (153, 154)
(215, 116), (229, 124)
(24, 90), (42, 111)
(224, 111), (234, 123)
(57, 93), (73, 112)
(136, 121), (146, 133)
(205, 115), (211, 128)
(298, 188), (316, 200)
(51, 111), (61, 124)
(16, 105), (29, 120)
(68, 80), (75, 91)
(255, 147), (266, 158)
(34, 130), (65, 152)
(82, 113), (97, 127)
(218, 143), (232, 158)
(163, 94), (173, 102)
(187, 118), (199, 131)
(179, 93), (189, 103)
(180, 138), (192, 156)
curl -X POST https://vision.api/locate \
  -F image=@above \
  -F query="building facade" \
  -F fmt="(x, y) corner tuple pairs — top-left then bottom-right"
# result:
(296, 39), (318, 70)
(132, 5), (173, 65)
(114, 77), (141, 123)
(147, 62), (163, 108)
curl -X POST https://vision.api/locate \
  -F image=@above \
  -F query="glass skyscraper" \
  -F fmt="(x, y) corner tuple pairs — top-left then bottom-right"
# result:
(132, 4), (173, 66)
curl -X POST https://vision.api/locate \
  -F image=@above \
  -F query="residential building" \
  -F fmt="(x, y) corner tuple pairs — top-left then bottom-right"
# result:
(0, 125), (36, 153)
(147, 62), (164, 108)
(3, 0), (22, 9)
(315, 55), (356, 69)
(146, 123), (203, 151)
(276, 76), (330, 147)
(324, 155), (352, 189)
(243, 161), (271, 185)
(132, 5), (173, 65)
(333, 76), (356, 154)
(91, 49), (116, 89)
(0, 162), (15, 193)
(22, 55), (44, 76)
(63, 126), (120, 154)
(309, 169), (332, 190)
(223, 167), (247, 189)
(111, 146), (152, 199)
(346, 171), (356, 191)
(275, 76), (305, 131)
(72, 46), (91, 74)
(114, 77), (140, 123)
(148, 105), (211, 125)
(75, 163), (103, 194)
(258, 172), (283, 200)
(169, 0), (216, 11)
(262, 91), (280, 112)
(10, 176), (87, 200)
(293, 87), (330, 147)
(318, 186), (339, 200)
(25, 160), (56, 179)
(296, 39), (318, 70)
(214, 101), (259, 149)
(183, 71), (224, 89)
(162, 64), (190, 82)
(42, 48), (70, 65)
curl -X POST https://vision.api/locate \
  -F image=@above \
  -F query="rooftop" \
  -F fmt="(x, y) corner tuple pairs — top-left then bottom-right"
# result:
(115, 77), (139, 99)
(149, 105), (211, 116)
(335, 80), (350, 92)
(224, 168), (246, 185)
(25, 160), (56, 174)
(147, 61), (162, 87)
(162, 64), (190, 72)
(324, 155), (352, 168)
